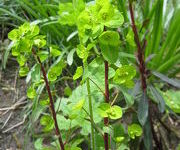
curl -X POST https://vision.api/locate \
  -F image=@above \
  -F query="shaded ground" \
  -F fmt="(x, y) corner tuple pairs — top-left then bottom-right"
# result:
(0, 60), (32, 150)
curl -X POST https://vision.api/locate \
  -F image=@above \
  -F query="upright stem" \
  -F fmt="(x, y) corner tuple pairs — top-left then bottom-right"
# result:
(104, 60), (109, 150)
(86, 78), (95, 150)
(129, 1), (147, 92)
(128, 1), (161, 149)
(32, 50), (64, 150)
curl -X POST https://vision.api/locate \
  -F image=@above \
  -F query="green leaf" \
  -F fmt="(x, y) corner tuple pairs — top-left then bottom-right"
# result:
(34, 38), (46, 48)
(50, 46), (61, 57)
(27, 86), (36, 99)
(149, 85), (165, 113)
(99, 31), (120, 46)
(126, 29), (136, 47)
(98, 103), (122, 120)
(72, 99), (85, 111)
(109, 105), (123, 120)
(40, 115), (54, 132)
(104, 9), (124, 28)
(67, 49), (76, 66)
(73, 66), (83, 80)
(34, 138), (43, 150)
(64, 87), (72, 97)
(115, 136), (124, 143)
(48, 60), (66, 82)
(113, 65), (136, 87)
(138, 92), (148, 126)
(76, 44), (89, 62)
(128, 124), (142, 139)
(143, 120), (153, 150)
(39, 98), (50, 106)
(152, 71), (180, 88)
(17, 55), (27, 66)
(37, 51), (49, 62)
(8, 29), (20, 41)
(97, 103), (111, 118)
(19, 66), (29, 77)
(57, 115), (71, 130)
(31, 64), (41, 83)
(99, 31), (120, 64)
(162, 90), (180, 113)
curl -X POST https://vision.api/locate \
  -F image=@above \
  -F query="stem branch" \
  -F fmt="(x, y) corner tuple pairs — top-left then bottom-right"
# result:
(32, 49), (64, 150)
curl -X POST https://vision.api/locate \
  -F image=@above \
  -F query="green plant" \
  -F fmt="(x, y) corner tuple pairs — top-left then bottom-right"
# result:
(7, 0), (180, 150)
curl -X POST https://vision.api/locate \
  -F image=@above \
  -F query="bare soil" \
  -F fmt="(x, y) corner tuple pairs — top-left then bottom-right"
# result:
(0, 60), (33, 150)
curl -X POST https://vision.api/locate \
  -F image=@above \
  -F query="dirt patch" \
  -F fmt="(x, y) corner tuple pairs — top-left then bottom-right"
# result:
(0, 60), (33, 150)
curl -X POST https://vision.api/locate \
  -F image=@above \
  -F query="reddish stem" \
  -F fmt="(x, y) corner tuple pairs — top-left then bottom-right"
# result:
(104, 60), (109, 150)
(129, 1), (162, 149)
(32, 50), (64, 150)
(129, 1), (147, 92)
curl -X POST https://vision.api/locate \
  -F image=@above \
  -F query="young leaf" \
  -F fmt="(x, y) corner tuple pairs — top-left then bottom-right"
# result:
(31, 64), (41, 83)
(50, 46), (61, 57)
(113, 65), (136, 87)
(8, 29), (20, 41)
(19, 66), (29, 77)
(27, 86), (36, 99)
(67, 49), (76, 66)
(109, 105), (123, 120)
(99, 31), (120, 64)
(40, 115), (54, 132)
(17, 55), (27, 67)
(37, 51), (49, 62)
(128, 124), (142, 139)
(73, 66), (83, 80)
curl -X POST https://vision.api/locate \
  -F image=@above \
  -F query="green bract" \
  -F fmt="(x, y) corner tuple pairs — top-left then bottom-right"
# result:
(99, 31), (120, 63)
(113, 65), (136, 88)
(27, 85), (36, 99)
(48, 60), (66, 82)
(58, 0), (85, 26)
(40, 115), (54, 132)
(98, 103), (123, 120)
(128, 124), (142, 139)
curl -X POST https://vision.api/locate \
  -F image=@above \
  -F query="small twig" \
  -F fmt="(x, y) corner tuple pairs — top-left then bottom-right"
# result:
(0, 96), (27, 112)
(1, 111), (13, 129)
(3, 115), (27, 133)
(111, 93), (119, 106)
(13, 133), (21, 149)
(13, 69), (18, 102)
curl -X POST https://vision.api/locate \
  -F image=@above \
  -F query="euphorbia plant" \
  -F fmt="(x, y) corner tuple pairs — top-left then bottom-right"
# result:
(8, 22), (65, 150)
(59, 0), (137, 149)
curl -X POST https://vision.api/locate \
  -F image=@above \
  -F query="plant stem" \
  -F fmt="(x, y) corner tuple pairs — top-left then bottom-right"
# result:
(128, 1), (161, 149)
(128, 1), (147, 92)
(86, 78), (95, 150)
(104, 60), (109, 150)
(32, 49), (64, 150)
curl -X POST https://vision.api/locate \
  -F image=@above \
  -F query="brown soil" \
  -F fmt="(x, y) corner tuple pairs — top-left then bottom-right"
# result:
(0, 60), (33, 150)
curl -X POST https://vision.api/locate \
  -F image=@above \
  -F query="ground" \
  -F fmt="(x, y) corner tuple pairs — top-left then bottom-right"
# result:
(0, 59), (33, 150)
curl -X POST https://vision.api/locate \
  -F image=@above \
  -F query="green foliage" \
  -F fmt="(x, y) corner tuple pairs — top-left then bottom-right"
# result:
(113, 65), (136, 88)
(162, 90), (180, 113)
(5, 0), (180, 150)
(98, 103), (123, 120)
(128, 124), (142, 139)
(73, 66), (83, 80)
(40, 115), (54, 132)
(99, 31), (120, 63)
